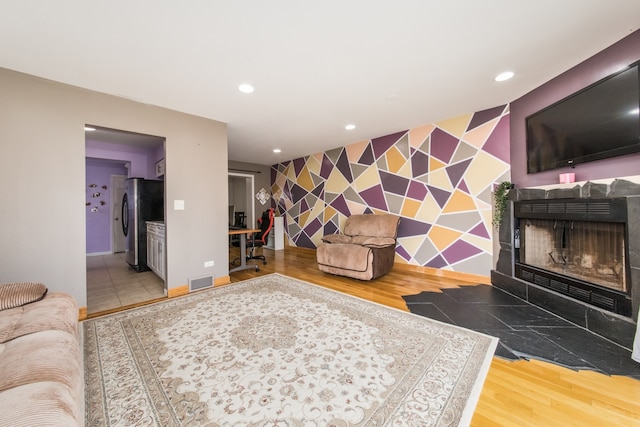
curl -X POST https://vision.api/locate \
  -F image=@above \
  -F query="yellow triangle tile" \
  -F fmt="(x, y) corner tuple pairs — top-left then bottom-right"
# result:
(306, 154), (322, 176)
(464, 151), (510, 196)
(429, 156), (446, 172)
(397, 160), (413, 179)
(401, 198), (422, 218)
(285, 163), (297, 181)
(463, 117), (499, 148)
(346, 140), (370, 163)
(443, 190), (477, 213)
(309, 200), (324, 222)
(353, 163), (379, 192)
(323, 206), (338, 222)
(428, 225), (463, 252)
(298, 210), (310, 228)
(409, 124), (435, 148)
(429, 168), (453, 190)
(415, 194), (441, 223)
(463, 233), (492, 254)
(397, 235), (428, 256)
(297, 166), (315, 192)
(436, 113), (472, 139)
(385, 146), (407, 173)
(325, 167), (350, 193)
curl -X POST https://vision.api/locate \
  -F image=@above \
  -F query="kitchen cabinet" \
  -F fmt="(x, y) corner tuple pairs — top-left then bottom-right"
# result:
(146, 221), (165, 280)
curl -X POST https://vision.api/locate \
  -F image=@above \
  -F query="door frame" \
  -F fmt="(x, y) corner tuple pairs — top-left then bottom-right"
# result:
(228, 172), (255, 228)
(110, 174), (128, 253)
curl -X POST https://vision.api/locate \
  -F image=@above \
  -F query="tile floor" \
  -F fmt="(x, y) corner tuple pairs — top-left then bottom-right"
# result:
(403, 285), (640, 379)
(86, 253), (166, 314)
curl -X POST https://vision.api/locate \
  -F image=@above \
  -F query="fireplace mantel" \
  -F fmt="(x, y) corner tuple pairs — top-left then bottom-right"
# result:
(492, 178), (640, 350)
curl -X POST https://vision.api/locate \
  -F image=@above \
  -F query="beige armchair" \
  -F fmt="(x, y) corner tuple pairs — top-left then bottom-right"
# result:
(316, 214), (400, 280)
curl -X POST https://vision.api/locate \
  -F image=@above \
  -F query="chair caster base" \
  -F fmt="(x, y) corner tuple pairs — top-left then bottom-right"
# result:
(255, 266), (260, 272)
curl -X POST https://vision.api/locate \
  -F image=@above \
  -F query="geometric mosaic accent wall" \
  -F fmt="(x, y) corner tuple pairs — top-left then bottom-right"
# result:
(271, 105), (511, 276)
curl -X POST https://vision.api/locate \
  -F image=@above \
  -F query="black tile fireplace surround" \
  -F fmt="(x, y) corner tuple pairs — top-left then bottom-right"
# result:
(491, 179), (640, 349)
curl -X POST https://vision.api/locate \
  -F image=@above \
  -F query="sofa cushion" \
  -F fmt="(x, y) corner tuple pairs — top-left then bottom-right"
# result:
(0, 293), (78, 344)
(321, 234), (352, 244)
(0, 282), (47, 311)
(0, 381), (80, 427)
(0, 330), (82, 395)
(317, 243), (372, 272)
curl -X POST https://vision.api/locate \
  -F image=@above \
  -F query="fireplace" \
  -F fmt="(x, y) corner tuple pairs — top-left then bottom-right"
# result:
(514, 198), (631, 316)
(491, 179), (640, 349)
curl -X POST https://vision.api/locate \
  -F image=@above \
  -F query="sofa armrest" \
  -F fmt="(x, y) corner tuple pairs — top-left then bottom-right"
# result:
(361, 237), (396, 248)
(321, 234), (352, 244)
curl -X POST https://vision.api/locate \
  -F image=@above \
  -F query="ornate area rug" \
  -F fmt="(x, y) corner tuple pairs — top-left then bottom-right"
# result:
(83, 274), (498, 426)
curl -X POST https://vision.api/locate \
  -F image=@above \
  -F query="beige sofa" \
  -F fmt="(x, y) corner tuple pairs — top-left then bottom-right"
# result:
(0, 282), (82, 426)
(317, 214), (400, 280)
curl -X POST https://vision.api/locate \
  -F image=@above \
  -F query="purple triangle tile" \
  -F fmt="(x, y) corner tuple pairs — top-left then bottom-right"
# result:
(446, 159), (472, 188)
(311, 182), (324, 198)
(270, 166), (277, 183)
(293, 157), (306, 176)
(411, 150), (429, 177)
(323, 221), (339, 236)
(359, 185), (388, 211)
(300, 197), (309, 213)
(330, 194), (352, 216)
(426, 185), (451, 208)
(467, 105), (506, 131)
(397, 217), (431, 238)
(442, 240), (483, 264)
(290, 183), (307, 204)
(430, 128), (459, 163)
(336, 149), (353, 181)
(458, 179), (470, 194)
(469, 222), (491, 239)
(482, 115), (510, 163)
(426, 254), (448, 269)
(372, 131), (408, 159)
(294, 231), (316, 249)
(396, 245), (411, 261)
(358, 144), (375, 165)
(320, 154), (334, 179)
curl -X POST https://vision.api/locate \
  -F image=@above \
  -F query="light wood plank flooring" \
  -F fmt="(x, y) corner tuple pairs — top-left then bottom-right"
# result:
(229, 247), (640, 427)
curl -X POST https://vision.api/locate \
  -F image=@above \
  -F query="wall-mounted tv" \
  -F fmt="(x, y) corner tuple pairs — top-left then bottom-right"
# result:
(526, 63), (640, 174)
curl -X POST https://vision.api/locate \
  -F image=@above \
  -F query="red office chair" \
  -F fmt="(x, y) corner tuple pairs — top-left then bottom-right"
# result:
(247, 208), (275, 265)
(231, 208), (274, 267)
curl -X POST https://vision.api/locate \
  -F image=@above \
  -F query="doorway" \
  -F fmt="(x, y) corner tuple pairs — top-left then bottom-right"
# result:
(228, 172), (255, 228)
(85, 125), (166, 314)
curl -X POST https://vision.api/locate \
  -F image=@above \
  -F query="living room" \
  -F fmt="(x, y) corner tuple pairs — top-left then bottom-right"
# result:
(1, 3), (640, 426)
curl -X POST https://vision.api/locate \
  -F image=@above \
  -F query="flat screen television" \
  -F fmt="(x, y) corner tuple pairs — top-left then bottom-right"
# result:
(526, 63), (640, 173)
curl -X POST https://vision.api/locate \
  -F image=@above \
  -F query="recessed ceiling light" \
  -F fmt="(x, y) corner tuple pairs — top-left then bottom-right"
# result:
(238, 83), (254, 93)
(494, 71), (514, 82)
(345, 124), (356, 130)
(273, 148), (282, 153)
(84, 126), (96, 131)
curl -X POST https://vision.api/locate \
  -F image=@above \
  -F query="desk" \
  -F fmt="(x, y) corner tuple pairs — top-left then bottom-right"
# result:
(228, 228), (260, 273)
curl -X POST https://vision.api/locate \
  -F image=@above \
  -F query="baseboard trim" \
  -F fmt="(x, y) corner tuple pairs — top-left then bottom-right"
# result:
(78, 306), (87, 321)
(167, 285), (189, 298)
(393, 262), (491, 285)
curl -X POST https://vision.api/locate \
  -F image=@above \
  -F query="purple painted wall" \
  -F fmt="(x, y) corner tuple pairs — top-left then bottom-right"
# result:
(511, 30), (640, 187)
(85, 158), (128, 254)
(85, 139), (158, 179)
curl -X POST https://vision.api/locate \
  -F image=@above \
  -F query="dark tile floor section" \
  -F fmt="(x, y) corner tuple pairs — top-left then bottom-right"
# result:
(403, 285), (640, 379)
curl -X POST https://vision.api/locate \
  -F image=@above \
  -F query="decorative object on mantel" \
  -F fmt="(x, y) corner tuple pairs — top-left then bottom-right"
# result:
(492, 181), (513, 229)
(255, 187), (270, 205)
(155, 158), (165, 177)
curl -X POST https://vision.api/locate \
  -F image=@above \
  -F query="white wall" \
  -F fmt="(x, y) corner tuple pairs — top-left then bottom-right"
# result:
(0, 68), (228, 308)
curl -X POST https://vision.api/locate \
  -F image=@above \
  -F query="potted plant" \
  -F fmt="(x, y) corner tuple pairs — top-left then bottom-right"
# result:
(492, 181), (513, 229)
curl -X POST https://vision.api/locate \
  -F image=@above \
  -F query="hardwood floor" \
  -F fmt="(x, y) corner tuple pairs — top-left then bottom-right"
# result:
(230, 246), (640, 427)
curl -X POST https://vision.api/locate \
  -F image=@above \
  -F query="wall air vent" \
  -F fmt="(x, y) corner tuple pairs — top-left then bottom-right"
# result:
(189, 275), (213, 291)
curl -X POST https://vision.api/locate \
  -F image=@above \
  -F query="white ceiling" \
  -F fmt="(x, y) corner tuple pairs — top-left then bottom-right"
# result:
(1, 1), (639, 165)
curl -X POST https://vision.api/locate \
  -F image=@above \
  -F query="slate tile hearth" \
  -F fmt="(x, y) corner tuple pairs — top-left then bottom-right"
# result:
(403, 285), (640, 379)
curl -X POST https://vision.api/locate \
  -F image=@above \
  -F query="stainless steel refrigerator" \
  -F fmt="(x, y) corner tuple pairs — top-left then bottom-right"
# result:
(122, 178), (164, 272)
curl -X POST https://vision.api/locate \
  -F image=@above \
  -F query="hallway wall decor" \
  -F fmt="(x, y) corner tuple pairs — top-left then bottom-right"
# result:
(271, 105), (511, 276)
